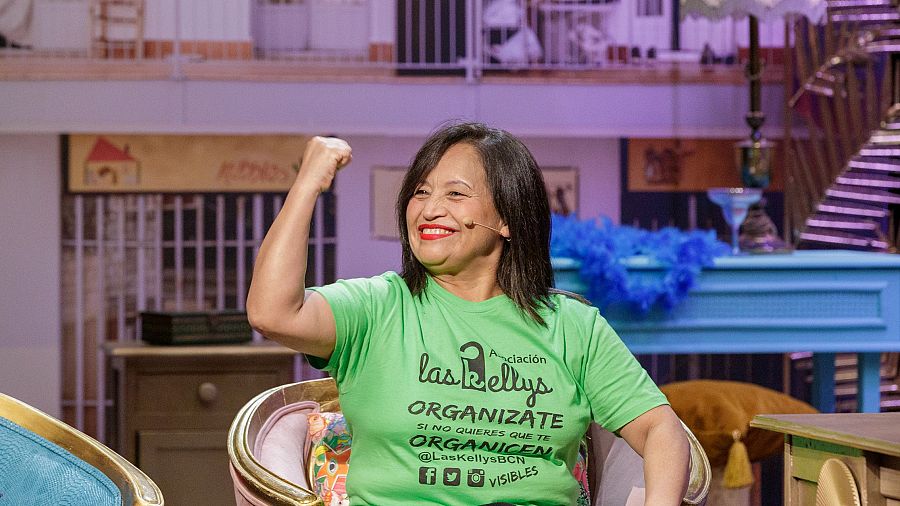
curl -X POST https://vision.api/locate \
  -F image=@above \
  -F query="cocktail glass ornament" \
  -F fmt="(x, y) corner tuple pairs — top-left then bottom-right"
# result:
(707, 187), (763, 255)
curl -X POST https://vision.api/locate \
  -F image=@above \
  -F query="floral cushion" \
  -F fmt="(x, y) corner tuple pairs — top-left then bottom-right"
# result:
(305, 411), (591, 504)
(573, 437), (591, 506)
(306, 412), (351, 506)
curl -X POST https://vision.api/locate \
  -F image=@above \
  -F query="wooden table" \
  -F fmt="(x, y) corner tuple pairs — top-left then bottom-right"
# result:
(751, 413), (900, 505)
(553, 250), (900, 412)
(103, 341), (296, 506)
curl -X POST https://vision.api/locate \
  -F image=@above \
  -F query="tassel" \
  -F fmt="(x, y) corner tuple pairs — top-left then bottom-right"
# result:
(723, 429), (753, 489)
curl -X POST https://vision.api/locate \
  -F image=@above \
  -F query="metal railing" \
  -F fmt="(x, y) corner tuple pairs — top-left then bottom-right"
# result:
(60, 192), (333, 438)
(0, 0), (789, 80)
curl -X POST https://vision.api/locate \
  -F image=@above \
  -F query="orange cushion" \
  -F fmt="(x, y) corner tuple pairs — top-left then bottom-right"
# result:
(660, 380), (817, 466)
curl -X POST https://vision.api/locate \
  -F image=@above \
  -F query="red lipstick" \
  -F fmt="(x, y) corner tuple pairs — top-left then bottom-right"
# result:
(417, 223), (458, 240)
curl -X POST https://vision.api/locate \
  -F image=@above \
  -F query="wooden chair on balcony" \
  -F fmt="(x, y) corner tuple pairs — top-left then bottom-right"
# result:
(0, 392), (164, 505)
(90, 0), (145, 59)
(227, 378), (711, 505)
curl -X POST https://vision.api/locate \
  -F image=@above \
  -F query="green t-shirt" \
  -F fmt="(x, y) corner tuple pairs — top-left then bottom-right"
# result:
(309, 272), (667, 506)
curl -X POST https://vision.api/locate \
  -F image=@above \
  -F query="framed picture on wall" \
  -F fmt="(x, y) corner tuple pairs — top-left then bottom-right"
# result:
(542, 166), (578, 216)
(371, 166), (406, 240)
(625, 137), (783, 192)
(64, 134), (307, 193)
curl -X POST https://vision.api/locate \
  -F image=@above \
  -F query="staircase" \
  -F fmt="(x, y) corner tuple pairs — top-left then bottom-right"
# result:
(787, 3), (900, 411)
(789, 0), (900, 251)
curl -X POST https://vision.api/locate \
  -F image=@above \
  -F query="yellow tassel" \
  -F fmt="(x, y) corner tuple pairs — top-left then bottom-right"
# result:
(723, 429), (753, 489)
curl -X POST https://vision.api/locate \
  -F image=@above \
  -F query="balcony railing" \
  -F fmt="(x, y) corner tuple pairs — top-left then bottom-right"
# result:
(0, 0), (789, 82)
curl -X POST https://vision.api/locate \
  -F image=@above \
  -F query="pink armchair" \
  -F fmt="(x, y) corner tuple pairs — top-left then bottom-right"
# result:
(227, 378), (709, 506)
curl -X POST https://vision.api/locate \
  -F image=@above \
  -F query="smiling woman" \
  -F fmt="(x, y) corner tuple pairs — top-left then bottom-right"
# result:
(403, 143), (510, 295)
(395, 124), (551, 322)
(247, 122), (691, 506)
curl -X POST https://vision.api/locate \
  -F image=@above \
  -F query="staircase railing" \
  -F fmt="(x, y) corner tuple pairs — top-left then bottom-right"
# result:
(787, 0), (900, 251)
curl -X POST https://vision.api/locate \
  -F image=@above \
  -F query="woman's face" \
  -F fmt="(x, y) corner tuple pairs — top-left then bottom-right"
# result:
(405, 143), (509, 278)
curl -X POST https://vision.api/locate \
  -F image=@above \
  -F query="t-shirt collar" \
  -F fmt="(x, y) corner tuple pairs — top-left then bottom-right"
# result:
(424, 275), (514, 313)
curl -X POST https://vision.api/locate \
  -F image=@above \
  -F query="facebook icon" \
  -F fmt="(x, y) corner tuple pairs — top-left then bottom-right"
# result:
(419, 467), (437, 485)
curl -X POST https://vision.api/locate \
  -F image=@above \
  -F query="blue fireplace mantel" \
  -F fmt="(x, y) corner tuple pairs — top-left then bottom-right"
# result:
(552, 250), (900, 413)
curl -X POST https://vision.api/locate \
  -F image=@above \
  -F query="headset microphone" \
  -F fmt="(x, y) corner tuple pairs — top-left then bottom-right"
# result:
(462, 218), (510, 242)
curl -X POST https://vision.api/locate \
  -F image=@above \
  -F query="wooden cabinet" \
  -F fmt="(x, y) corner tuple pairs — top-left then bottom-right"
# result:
(751, 413), (900, 505)
(104, 342), (296, 506)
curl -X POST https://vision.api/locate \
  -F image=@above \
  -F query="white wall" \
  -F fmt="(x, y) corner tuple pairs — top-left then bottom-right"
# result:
(332, 135), (415, 279)
(333, 134), (620, 279)
(30, 0), (91, 51)
(523, 136), (620, 222)
(0, 135), (61, 417)
(0, 80), (785, 139)
(145, 0), (251, 40)
(369, 0), (396, 43)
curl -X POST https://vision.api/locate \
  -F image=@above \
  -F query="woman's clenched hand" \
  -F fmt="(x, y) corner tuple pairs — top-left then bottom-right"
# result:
(296, 136), (352, 194)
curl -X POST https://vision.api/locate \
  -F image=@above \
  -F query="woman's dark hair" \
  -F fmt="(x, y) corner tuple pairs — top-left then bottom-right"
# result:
(396, 122), (554, 324)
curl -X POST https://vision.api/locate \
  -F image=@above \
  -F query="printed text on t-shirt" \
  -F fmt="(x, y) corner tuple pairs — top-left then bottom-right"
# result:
(417, 341), (554, 407)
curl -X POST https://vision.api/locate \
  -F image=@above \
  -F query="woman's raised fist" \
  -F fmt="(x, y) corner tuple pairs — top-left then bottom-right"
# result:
(297, 136), (352, 193)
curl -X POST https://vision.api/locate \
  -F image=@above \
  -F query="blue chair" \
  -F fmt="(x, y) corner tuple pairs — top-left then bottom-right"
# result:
(0, 392), (163, 506)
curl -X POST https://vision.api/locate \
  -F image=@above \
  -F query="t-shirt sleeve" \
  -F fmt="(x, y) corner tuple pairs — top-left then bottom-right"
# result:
(306, 274), (394, 388)
(581, 312), (668, 434)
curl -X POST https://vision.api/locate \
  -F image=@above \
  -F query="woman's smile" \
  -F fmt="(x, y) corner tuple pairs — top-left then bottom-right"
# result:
(417, 223), (459, 240)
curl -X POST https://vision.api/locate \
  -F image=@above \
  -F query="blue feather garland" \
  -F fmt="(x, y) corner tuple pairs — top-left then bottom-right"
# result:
(550, 214), (730, 314)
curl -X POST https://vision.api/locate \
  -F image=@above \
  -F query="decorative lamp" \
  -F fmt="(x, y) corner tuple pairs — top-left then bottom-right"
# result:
(681, 0), (826, 252)
(734, 15), (784, 252)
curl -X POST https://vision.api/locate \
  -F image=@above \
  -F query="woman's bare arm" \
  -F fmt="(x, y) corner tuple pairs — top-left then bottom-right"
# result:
(246, 136), (351, 359)
(619, 404), (691, 506)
